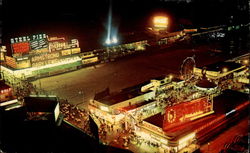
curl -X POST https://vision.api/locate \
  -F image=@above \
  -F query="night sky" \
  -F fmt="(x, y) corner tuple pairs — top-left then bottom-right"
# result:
(1, 0), (249, 49)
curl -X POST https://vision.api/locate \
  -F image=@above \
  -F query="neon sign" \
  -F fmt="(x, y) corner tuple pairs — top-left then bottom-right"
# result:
(10, 34), (47, 44)
(49, 39), (79, 52)
(153, 16), (168, 28)
(11, 42), (30, 54)
(163, 97), (213, 131)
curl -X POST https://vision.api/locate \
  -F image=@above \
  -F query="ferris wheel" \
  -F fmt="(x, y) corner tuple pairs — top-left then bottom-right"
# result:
(180, 56), (196, 81)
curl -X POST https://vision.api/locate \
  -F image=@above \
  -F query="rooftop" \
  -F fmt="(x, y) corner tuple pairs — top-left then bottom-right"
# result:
(95, 81), (152, 106)
(24, 96), (58, 112)
(144, 112), (164, 128)
(0, 107), (132, 153)
(119, 99), (154, 111)
(198, 61), (244, 72)
(143, 90), (249, 140)
(213, 89), (249, 114)
(195, 78), (217, 89)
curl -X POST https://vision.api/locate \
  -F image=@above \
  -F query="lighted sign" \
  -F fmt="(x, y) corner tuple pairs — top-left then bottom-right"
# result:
(49, 39), (79, 52)
(11, 42), (30, 54)
(10, 34), (47, 44)
(100, 105), (109, 112)
(10, 36), (30, 44)
(5, 56), (17, 68)
(31, 52), (60, 63)
(0, 52), (4, 61)
(49, 42), (67, 51)
(48, 36), (65, 41)
(10, 34), (48, 54)
(61, 49), (71, 56)
(0, 46), (7, 52)
(30, 48), (49, 54)
(71, 39), (79, 48)
(30, 38), (48, 50)
(82, 57), (98, 64)
(16, 56), (29, 61)
(32, 61), (45, 67)
(153, 16), (168, 28)
(163, 97), (213, 131)
(32, 34), (47, 40)
(71, 48), (81, 54)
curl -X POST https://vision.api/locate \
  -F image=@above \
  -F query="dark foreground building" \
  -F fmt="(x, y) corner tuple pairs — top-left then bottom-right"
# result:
(0, 96), (133, 153)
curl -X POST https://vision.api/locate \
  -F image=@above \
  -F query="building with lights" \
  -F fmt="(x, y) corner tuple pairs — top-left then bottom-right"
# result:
(193, 61), (249, 84)
(0, 46), (6, 62)
(0, 80), (14, 102)
(1, 33), (151, 81)
(89, 83), (249, 153)
(0, 80), (22, 111)
(1, 26), (244, 82)
(88, 56), (249, 153)
(1, 34), (82, 80)
(88, 75), (215, 152)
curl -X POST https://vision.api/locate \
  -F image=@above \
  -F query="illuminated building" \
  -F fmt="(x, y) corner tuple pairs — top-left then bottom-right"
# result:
(1, 27), (196, 81)
(0, 81), (22, 111)
(89, 84), (248, 153)
(88, 75), (210, 152)
(89, 82), (156, 124)
(142, 90), (249, 153)
(88, 55), (249, 152)
(1, 32), (153, 81)
(0, 46), (6, 62)
(163, 97), (214, 130)
(1, 34), (82, 80)
(193, 61), (248, 83)
(0, 80), (14, 102)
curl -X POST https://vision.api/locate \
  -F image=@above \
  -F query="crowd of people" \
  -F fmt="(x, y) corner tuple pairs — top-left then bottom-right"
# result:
(59, 99), (93, 136)
(15, 80), (36, 99)
(96, 116), (118, 143)
(134, 136), (159, 148)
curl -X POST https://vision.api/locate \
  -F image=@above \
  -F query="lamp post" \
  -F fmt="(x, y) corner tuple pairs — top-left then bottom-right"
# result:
(76, 90), (84, 106)
(207, 142), (210, 152)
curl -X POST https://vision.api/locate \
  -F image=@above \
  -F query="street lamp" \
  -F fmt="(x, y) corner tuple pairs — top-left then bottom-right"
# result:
(168, 74), (173, 80)
(243, 59), (249, 65)
(207, 142), (210, 152)
(222, 67), (228, 73)
(78, 90), (84, 103)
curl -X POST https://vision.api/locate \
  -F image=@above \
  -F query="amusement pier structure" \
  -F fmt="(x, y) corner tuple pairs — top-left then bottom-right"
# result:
(88, 55), (249, 153)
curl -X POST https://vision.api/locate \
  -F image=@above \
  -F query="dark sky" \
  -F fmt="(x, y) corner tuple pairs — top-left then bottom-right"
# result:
(1, 0), (249, 48)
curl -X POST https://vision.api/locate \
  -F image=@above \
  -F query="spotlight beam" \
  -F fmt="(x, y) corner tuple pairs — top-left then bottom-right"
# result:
(107, 1), (112, 43)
